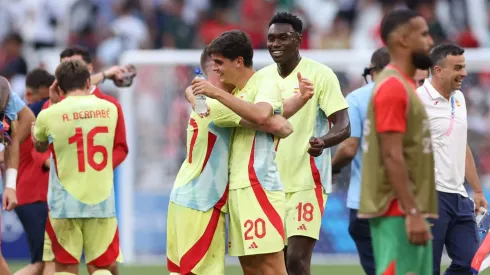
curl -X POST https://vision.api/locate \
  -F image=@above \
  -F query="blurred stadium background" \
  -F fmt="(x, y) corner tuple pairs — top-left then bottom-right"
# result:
(2, 0), (490, 274)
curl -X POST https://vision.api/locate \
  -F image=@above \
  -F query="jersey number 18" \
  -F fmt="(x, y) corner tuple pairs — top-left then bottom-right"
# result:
(68, 127), (109, 172)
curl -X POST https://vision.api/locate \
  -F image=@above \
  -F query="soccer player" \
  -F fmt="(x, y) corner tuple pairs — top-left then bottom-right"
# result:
(417, 43), (486, 275)
(0, 76), (36, 275)
(261, 13), (350, 275)
(192, 30), (314, 275)
(331, 47), (390, 275)
(14, 69), (54, 275)
(33, 60), (119, 275)
(358, 9), (437, 275)
(167, 47), (297, 275)
(42, 46), (127, 275)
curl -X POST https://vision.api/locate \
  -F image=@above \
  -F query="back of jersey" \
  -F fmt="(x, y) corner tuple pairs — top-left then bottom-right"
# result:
(34, 95), (118, 218)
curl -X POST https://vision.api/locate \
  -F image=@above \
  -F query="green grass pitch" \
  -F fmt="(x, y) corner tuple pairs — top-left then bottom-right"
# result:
(9, 262), (490, 275)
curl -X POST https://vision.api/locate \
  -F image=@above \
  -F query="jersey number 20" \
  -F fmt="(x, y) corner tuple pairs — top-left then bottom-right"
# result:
(68, 127), (109, 172)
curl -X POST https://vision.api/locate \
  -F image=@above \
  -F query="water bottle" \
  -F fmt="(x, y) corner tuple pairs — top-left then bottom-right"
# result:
(194, 68), (207, 115)
(477, 207), (490, 236)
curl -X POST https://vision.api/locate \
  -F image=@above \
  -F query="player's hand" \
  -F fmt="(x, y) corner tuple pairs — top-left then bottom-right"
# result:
(406, 214), (432, 246)
(49, 79), (60, 104)
(104, 66), (127, 80)
(2, 188), (17, 211)
(297, 72), (314, 101)
(474, 191), (488, 214)
(308, 137), (325, 157)
(191, 78), (222, 99)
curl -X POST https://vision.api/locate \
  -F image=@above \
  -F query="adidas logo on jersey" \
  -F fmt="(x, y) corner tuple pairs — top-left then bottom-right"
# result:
(297, 224), (307, 231)
(248, 242), (258, 249)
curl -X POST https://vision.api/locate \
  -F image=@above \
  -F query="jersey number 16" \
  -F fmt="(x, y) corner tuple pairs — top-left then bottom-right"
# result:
(68, 127), (109, 172)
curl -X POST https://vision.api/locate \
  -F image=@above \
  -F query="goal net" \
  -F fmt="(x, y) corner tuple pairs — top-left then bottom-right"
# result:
(117, 49), (490, 264)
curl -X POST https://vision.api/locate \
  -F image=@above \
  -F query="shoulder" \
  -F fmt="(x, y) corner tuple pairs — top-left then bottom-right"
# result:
(376, 76), (405, 92)
(303, 58), (335, 76)
(347, 83), (375, 103)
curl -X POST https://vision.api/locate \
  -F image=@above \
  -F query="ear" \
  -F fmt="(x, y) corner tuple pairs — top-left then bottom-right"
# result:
(296, 34), (303, 47)
(236, 57), (244, 68)
(434, 65), (442, 75)
(88, 64), (94, 74)
(86, 79), (91, 90)
(57, 86), (64, 95)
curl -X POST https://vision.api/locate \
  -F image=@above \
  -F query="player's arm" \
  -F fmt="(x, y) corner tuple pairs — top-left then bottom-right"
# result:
(282, 72), (315, 119)
(213, 100), (293, 138)
(192, 79), (273, 125)
(32, 111), (50, 153)
(332, 94), (362, 173)
(112, 102), (129, 168)
(185, 86), (195, 107)
(90, 66), (128, 86)
(375, 79), (418, 212)
(240, 115), (293, 138)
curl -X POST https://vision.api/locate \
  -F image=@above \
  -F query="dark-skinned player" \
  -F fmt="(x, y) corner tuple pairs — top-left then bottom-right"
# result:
(262, 12), (350, 275)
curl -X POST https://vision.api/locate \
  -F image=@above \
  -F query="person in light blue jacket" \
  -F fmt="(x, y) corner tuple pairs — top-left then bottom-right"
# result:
(331, 47), (390, 275)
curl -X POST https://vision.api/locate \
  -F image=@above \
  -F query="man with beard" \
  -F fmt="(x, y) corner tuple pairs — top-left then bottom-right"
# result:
(262, 13), (350, 275)
(417, 43), (485, 275)
(358, 9), (437, 274)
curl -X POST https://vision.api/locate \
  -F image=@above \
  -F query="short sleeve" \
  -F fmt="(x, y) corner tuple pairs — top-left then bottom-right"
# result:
(254, 77), (283, 115)
(318, 68), (348, 117)
(33, 110), (49, 142)
(346, 93), (362, 138)
(5, 91), (25, 120)
(374, 77), (408, 133)
(210, 99), (242, 128)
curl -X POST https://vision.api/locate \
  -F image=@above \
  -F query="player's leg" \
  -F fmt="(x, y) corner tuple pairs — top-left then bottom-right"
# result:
(166, 199), (227, 275)
(82, 217), (119, 274)
(370, 216), (433, 274)
(444, 195), (479, 274)
(284, 187), (327, 275)
(45, 214), (83, 274)
(0, 250), (11, 274)
(14, 202), (49, 275)
(42, 230), (55, 275)
(431, 191), (453, 275)
(228, 186), (287, 275)
(347, 209), (375, 275)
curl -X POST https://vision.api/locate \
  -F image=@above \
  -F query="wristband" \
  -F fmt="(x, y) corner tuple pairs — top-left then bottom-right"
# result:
(5, 168), (17, 190)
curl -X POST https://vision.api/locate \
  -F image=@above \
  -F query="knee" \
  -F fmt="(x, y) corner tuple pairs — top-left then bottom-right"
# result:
(286, 252), (308, 275)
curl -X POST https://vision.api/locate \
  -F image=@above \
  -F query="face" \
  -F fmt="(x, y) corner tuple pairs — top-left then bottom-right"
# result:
(433, 54), (467, 90)
(414, 69), (429, 87)
(210, 53), (243, 86)
(203, 59), (234, 92)
(60, 55), (94, 73)
(267, 23), (301, 65)
(25, 87), (39, 105)
(406, 17), (434, 70)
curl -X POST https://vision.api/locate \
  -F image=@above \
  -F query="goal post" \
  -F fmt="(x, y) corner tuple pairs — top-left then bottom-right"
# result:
(118, 49), (490, 264)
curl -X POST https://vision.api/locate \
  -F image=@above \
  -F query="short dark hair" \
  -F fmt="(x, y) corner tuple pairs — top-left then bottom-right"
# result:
(268, 12), (303, 33)
(429, 43), (465, 70)
(3, 33), (23, 45)
(370, 47), (390, 73)
(207, 30), (254, 67)
(55, 60), (91, 93)
(59, 46), (92, 64)
(26, 69), (55, 90)
(380, 9), (420, 45)
(200, 46), (210, 75)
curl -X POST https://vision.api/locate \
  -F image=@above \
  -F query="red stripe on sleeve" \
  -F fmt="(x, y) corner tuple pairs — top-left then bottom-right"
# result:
(201, 132), (217, 171)
(188, 119), (198, 163)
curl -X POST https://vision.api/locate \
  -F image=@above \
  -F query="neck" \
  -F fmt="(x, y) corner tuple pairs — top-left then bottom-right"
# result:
(429, 78), (452, 100)
(65, 89), (90, 97)
(235, 68), (255, 90)
(390, 56), (416, 78)
(277, 54), (302, 78)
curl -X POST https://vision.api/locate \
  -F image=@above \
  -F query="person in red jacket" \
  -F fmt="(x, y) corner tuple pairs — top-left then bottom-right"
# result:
(14, 69), (54, 275)
(42, 46), (129, 275)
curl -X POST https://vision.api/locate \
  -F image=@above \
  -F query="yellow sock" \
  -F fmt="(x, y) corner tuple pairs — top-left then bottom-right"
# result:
(55, 273), (76, 275)
(92, 270), (112, 275)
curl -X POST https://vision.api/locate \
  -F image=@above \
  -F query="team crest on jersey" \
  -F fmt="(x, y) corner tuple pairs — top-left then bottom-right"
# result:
(293, 86), (300, 93)
(456, 100), (460, 107)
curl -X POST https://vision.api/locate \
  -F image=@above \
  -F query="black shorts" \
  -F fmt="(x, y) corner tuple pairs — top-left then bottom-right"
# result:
(15, 202), (48, 263)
